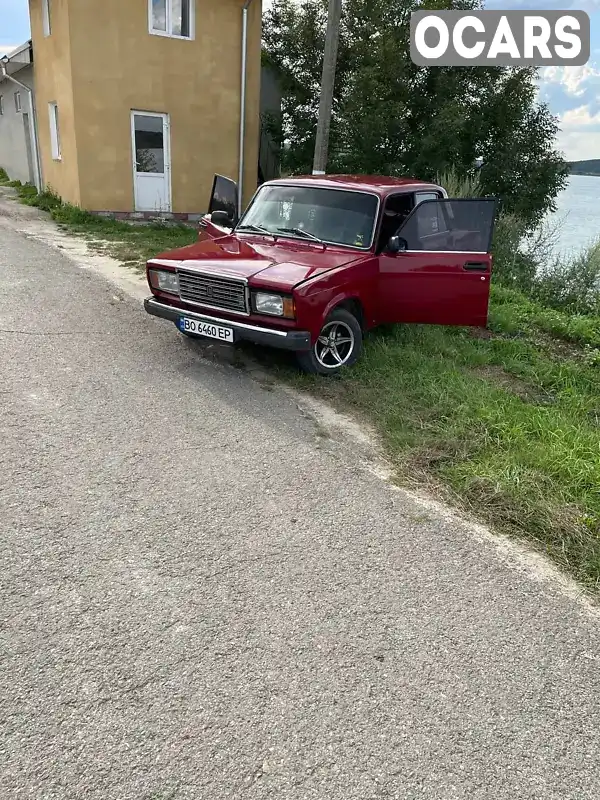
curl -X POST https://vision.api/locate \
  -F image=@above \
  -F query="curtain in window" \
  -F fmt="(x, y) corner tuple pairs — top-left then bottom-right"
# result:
(152, 0), (167, 31)
(172, 0), (190, 37)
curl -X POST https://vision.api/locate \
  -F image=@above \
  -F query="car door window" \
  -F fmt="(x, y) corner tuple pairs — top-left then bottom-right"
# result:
(398, 199), (497, 252)
(413, 192), (446, 239)
(377, 194), (413, 251)
(414, 192), (440, 206)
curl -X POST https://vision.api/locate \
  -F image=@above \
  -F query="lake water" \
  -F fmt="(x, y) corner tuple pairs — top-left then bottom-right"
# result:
(550, 174), (600, 258)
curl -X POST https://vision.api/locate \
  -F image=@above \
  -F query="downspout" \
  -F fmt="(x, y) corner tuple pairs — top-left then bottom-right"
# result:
(238, 0), (255, 218)
(0, 60), (42, 191)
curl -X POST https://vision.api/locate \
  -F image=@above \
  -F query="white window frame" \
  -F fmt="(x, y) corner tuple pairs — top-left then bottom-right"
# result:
(42, 0), (52, 36)
(49, 102), (61, 161)
(14, 92), (22, 113)
(148, 0), (195, 40)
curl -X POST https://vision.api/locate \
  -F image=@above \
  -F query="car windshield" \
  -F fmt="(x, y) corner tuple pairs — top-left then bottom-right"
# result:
(237, 185), (379, 249)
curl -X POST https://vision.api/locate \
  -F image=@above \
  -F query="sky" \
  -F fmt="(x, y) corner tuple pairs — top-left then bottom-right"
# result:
(1, 0), (598, 159)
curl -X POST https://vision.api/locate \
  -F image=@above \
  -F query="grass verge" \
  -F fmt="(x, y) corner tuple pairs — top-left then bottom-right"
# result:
(274, 285), (600, 592)
(10, 183), (198, 270)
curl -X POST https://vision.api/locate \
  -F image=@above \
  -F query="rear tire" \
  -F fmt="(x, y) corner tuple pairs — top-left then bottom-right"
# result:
(296, 308), (363, 376)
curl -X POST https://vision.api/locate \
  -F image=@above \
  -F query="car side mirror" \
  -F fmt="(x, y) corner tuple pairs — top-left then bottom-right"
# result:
(210, 210), (233, 227)
(387, 235), (407, 254)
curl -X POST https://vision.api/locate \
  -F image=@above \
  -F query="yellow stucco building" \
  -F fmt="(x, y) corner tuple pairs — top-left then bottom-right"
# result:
(25, 0), (263, 216)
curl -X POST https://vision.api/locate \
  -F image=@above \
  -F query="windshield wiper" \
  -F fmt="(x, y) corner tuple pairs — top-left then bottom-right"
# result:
(236, 224), (273, 235)
(277, 227), (324, 243)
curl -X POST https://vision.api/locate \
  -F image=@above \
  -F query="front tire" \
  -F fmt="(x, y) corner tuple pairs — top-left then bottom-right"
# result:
(296, 308), (363, 376)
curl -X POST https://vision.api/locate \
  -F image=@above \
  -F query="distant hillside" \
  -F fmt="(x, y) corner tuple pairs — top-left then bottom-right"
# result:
(569, 159), (600, 176)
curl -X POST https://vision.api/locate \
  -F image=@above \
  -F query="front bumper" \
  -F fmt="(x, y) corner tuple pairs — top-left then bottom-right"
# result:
(144, 297), (312, 352)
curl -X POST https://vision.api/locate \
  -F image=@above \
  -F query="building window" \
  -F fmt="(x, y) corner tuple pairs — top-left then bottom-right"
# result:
(42, 0), (52, 36)
(14, 92), (22, 113)
(49, 102), (61, 160)
(150, 0), (193, 39)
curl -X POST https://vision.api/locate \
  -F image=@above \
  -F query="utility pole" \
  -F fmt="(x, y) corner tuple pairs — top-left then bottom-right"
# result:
(312, 0), (342, 175)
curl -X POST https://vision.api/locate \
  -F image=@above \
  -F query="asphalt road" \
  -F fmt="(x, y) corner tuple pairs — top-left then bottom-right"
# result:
(2, 203), (600, 799)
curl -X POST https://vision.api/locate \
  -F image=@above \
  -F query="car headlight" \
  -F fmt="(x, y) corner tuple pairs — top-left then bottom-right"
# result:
(253, 292), (295, 319)
(255, 293), (284, 316)
(149, 268), (179, 294)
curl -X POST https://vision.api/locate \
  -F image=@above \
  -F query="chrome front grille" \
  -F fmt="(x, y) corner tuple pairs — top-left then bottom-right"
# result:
(178, 270), (248, 315)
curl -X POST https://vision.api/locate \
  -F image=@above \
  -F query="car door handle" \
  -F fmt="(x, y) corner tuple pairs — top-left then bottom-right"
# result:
(463, 261), (489, 271)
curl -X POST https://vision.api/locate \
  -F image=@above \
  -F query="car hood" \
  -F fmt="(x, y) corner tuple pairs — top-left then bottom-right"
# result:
(149, 235), (368, 291)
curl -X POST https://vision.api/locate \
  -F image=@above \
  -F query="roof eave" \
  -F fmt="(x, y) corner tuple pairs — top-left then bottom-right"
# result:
(1, 40), (33, 77)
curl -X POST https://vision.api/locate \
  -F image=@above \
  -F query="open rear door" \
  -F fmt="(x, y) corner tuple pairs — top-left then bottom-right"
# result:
(199, 174), (240, 241)
(378, 198), (497, 327)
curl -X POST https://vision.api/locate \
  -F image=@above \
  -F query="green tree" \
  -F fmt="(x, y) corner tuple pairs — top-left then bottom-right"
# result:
(263, 0), (568, 227)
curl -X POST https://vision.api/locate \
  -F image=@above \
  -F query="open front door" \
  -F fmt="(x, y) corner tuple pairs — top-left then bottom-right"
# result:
(199, 174), (240, 240)
(378, 198), (497, 327)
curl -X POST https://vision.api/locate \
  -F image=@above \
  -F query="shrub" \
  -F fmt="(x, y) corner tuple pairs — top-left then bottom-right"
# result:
(0, 167), (9, 183)
(491, 213), (538, 291)
(532, 239), (600, 315)
(51, 202), (98, 225)
(16, 184), (41, 203)
(436, 168), (483, 199)
(30, 189), (62, 212)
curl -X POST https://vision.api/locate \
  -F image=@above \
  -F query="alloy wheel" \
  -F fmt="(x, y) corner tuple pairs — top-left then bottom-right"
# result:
(314, 321), (355, 369)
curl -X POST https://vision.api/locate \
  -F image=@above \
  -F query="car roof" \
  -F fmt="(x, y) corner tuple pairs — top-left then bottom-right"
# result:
(263, 174), (444, 198)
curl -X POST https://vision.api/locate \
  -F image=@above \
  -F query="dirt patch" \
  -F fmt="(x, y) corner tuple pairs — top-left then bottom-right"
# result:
(0, 187), (43, 221)
(473, 364), (553, 404)
(587, 409), (600, 427)
(469, 326), (496, 340)
(534, 331), (588, 361)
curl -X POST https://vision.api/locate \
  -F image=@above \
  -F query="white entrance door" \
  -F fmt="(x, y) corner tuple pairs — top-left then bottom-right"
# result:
(131, 111), (171, 212)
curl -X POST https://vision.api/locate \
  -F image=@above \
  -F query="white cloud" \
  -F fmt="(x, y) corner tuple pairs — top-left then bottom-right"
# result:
(556, 129), (600, 159)
(0, 43), (19, 56)
(537, 62), (600, 158)
(556, 104), (600, 159)
(560, 103), (600, 126)
(542, 65), (600, 96)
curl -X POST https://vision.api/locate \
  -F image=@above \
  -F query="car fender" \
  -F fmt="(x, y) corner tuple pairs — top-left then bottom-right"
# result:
(305, 290), (368, 341)
(295, 258), (379, 339)
(295, 289), (360, 341)
(322, 290), (364, 324)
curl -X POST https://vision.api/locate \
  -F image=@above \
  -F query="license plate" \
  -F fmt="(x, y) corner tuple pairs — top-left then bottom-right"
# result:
(178, 316), (234, 343)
